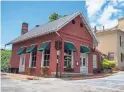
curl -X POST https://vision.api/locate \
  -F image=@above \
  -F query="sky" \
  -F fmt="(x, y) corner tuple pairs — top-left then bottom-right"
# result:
(1, 0), (124, 50)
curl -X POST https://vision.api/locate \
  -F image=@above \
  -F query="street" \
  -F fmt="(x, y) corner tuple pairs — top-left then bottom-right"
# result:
(1, 72), (124, 92)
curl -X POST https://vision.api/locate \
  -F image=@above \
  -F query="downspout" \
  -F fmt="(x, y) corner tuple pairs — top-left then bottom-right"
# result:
(55, 31), (62, 77)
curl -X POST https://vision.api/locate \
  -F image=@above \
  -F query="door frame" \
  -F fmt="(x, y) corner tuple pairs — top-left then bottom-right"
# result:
(19, 54), (26, 72)
(80, 53), (88, 74)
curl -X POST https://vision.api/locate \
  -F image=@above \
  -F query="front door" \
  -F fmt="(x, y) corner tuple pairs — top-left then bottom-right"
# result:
(80, 54), (88, 74)
(19, 54), (26, 73)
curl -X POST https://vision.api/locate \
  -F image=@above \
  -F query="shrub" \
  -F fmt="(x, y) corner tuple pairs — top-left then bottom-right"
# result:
(0, 50), (12, 71)
(101, 59), (116, 69)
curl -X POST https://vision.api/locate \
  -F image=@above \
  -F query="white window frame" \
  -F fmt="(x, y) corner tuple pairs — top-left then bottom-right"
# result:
(29, 44), (37, 68)
(41, 41), (51, 67)
(64, 41), (74, 68)
(93, 55), (97, 68)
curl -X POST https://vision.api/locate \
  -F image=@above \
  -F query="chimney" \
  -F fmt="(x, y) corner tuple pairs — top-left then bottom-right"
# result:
(36, 25), (40, 27)
(21, 22), (28, 35)
(94, 26), (97, 33)
(103, 26), (104, 31)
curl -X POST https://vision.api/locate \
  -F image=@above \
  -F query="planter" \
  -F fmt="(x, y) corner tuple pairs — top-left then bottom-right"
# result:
(103, 68), (112, 73)
(64, 68), (74, 72)
(93, 68), (101, 74)
(42, 67), (49, 76)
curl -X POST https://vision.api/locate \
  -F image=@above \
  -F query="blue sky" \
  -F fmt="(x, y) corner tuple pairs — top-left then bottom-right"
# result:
(1, 1), (124, 49)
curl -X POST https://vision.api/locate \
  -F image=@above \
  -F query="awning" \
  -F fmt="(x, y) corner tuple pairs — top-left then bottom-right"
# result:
(26, 45), (37, 53)
(38, 42), (50, 51)
(64, 42), (76, 52)
(80, 46), (91, 54)
(16, 47), (26, 55)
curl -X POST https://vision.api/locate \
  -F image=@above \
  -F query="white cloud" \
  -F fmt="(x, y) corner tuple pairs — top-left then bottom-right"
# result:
(85, 0), (124, 30)
(98, 5), (119, 29)
(86, 0), (105, 17)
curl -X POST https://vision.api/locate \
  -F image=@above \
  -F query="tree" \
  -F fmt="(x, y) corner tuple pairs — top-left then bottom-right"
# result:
(49, 12), (67, 22)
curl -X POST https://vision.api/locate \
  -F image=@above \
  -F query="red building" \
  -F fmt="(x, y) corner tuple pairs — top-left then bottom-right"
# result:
(7, 11), (100, 77)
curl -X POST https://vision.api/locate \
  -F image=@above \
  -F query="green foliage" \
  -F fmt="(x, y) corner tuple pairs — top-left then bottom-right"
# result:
(0, 50), (12, 70)
(101, 59), (116, 69)
(49, 12), (67, 22)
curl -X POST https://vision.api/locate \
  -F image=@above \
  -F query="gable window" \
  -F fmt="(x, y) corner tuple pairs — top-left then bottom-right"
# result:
(80, 23), (83, 28)
(72, 20), (75, 24)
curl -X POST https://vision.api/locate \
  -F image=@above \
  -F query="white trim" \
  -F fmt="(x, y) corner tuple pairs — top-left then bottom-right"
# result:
(31, 43), (37, 46)
(42, 40), (51, 43)
(71, 51), (74, 68)
(41, 51), (44, 67)
(41, 40), (51, 67)
(20, 46), (27, 48)
(93, 55), (97, 68)
(19, 54), (26, 72)
(29, 53), (32, 68)
(65, 41), (74, 44)
(80, 44), (88, 48)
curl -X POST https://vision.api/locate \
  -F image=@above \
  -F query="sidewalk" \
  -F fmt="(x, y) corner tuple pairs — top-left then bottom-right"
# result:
(1, 72), (44, 80)
(1, 72), (117, 80)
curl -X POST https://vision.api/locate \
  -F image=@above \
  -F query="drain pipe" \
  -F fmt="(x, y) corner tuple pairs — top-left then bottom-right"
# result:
(55, 31), (62, 78)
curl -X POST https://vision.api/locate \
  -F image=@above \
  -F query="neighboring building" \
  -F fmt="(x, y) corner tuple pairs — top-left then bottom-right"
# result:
(7, 11), (100, 76)
(96, 18), (124, 70)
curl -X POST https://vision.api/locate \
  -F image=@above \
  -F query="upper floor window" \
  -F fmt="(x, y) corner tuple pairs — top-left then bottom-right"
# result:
(120, 36), (122, 47)
(121, 53), (124, 62)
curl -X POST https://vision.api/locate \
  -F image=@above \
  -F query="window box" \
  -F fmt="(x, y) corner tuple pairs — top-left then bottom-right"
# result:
(64, 68), (74, 72)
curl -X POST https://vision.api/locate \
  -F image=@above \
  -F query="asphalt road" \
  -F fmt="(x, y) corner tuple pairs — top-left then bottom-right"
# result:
(1, 72), (124, 92)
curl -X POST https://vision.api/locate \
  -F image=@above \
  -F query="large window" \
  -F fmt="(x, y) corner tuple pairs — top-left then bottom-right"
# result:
(43, 50), (50, 66)
(64, 50), (73, 68)
(31, 50), (37, 67)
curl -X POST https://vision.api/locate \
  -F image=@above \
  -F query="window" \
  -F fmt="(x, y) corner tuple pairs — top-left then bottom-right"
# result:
(83, 58), (86, 66)
(43, 50), (50, 66)
(120, 36), (122, 47)
(72, 20), (75, 24)
(31, 50), (37, 67)
(64, 50), (73, 68)
(93, 55), (97, 68)
(80, 23), (83, 28)
(121, 53), (124, 62)
(108, 52), (114, 60)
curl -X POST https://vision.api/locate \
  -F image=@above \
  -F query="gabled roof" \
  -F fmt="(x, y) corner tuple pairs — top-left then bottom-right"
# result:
(7, 11), (98, 46)
(96, 17), (124, 34)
